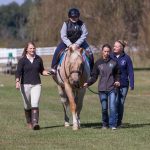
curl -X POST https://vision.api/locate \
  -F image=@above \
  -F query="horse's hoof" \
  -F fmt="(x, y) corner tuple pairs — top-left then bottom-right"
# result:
(64, 122), (70, 127)
(72, 125), (79, 130)
(78, 120), (81, 128)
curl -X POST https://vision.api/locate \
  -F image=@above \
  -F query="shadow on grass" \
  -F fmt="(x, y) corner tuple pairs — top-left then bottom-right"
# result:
(81, 122), (150, 129)
(40, 122), (150, 130)
(119, 123), (150, 128)
(40, 122), (102, 130)
(40, 124), (64, 130)
(81, 122), (102, 129)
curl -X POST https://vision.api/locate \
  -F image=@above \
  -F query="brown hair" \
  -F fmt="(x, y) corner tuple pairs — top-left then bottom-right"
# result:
(101, 44), (112, 51)
(22, 41), (36, 57)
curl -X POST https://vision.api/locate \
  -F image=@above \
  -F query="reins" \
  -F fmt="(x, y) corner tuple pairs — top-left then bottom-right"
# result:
(64, 51), (69, 79)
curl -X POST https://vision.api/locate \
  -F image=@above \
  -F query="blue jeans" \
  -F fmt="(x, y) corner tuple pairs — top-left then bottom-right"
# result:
(99, 90), (117, 128)
(51, 41), (94, 70)
(116, 87), (128, 126)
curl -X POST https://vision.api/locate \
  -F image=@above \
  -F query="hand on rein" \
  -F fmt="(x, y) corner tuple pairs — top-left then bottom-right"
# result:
(83, 83), (88, 88)
(69, 44), (79, 51)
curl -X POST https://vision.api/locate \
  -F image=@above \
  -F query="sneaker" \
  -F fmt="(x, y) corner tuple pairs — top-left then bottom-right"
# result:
(64, 122), (70, 127)
(111, 127), (117, 130)
(49, 68), (56, 75)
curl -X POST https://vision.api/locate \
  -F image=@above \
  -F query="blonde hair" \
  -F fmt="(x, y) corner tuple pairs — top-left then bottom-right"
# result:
(117, 40), (127, 48)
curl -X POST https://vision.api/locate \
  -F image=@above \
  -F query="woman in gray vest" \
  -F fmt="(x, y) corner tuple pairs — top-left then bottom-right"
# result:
(50, 8), (94, 75)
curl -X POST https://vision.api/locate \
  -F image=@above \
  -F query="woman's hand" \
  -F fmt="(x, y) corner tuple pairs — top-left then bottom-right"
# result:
(83, 83), (88, 88)
(69, 44), (79, 50)
(16, 81), (20, 89)
(42, 70), (51, 76)
(114, 81), (120, 87)
(130, 87), (134, 90)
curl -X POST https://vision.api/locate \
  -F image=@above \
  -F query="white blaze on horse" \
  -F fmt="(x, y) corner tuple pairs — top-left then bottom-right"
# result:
(53, 47), (90, 130)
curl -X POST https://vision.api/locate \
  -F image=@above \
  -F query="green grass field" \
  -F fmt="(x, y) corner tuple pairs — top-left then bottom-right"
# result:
(0, 71), (150, 150)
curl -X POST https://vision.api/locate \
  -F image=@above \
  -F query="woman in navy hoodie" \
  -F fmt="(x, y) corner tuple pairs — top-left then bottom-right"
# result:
(111, 40), (134, 127)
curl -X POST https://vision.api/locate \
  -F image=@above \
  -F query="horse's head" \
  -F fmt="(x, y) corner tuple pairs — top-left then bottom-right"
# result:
(67, 47), (84, 88)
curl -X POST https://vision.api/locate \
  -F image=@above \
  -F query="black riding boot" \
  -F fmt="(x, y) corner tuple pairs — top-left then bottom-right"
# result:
(31, 107), (40, 130)
(89, 54), (94, 71)
(24, 109), (32, 129)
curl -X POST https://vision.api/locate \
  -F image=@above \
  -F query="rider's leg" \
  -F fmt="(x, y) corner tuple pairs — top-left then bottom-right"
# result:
(80, 41), (94, 71)
(50, 42), (67, 74)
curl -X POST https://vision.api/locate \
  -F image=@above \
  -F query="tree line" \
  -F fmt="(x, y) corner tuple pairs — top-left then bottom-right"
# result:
(0, 0), (150, 57)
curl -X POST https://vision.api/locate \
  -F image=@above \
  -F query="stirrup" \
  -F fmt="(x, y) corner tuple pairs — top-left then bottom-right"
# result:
(49, 69), (56, 75)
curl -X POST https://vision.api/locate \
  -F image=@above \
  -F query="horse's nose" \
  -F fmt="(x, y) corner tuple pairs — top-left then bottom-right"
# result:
(73, 81), (80, 88)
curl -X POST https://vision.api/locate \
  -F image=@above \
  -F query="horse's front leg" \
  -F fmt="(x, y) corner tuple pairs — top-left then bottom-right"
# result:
(58, 85), (70, 127)
(76, 88), (86, 128)
(64, 82), (78, 130)
(62, 100), (70, 127)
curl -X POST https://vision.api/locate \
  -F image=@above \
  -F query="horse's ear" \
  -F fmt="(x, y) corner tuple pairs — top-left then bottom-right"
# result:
(78, 48), (84, 54)
(69, 47), (74, 53)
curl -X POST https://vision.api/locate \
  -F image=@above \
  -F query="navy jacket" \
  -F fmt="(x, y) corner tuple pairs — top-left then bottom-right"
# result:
(87, 57), (120, 91)
(110, 52), (134, 89)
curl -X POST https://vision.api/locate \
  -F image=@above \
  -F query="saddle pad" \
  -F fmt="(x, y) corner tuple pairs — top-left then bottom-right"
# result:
(58, 52), (66, 65)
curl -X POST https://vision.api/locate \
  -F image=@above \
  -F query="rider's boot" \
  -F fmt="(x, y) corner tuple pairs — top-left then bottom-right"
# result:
(31, 107), (40, 130)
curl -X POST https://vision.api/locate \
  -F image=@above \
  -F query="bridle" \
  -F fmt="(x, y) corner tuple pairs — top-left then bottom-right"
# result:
(64, 49), (84, 84)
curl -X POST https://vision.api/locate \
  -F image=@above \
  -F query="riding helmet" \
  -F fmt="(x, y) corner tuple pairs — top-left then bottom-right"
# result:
(68, 8), (80, 18)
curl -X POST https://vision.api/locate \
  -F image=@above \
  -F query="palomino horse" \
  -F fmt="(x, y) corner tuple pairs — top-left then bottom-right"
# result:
(53, 47), (90, 130)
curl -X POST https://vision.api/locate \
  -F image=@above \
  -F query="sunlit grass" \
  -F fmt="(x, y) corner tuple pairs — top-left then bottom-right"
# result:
(0, 71), (150, 150)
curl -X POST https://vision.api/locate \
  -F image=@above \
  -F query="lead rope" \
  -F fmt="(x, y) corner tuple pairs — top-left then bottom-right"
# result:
(87, 87), (99, 95)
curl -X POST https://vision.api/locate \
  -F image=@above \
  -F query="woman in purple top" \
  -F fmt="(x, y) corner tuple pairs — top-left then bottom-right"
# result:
(110, 40), (134, 127)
